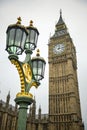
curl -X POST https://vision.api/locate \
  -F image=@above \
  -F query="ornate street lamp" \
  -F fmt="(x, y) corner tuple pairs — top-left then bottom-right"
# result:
(6, 17), (46, 130)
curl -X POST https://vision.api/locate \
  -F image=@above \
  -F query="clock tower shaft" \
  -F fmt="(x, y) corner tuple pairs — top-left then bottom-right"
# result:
(48, 11), (84, 130)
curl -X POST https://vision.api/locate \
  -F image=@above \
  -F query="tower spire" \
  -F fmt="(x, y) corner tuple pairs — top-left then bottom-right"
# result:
(31, 96), (36, 120)
(6, 91), (10, 108)
(60, 9), (62, 17)
(56, 9), (64, 26)
(38, 104), (41, 120)
(51, 10), (68, 38)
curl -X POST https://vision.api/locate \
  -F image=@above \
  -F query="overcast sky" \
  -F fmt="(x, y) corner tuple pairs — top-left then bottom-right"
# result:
(0, 0), (87, 129)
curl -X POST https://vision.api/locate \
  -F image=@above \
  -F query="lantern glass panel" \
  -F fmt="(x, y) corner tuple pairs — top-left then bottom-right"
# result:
(32, 59), (46, 81)
(15, 28), (22, 47)
(9, 28), (15, 46)
(34, 33), (38, 45)
(32, 61), (37, 75)
(38, 61), (42, 76)
(22, 32), (26, 48)
(30, 30), (35, 44)
(25, 30), (31, 49)
(42, 62), (45, 77)
(25, 28), (39, 51)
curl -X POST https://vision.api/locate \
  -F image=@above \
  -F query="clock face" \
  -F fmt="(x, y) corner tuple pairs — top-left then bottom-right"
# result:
(53, 43), (65, 54)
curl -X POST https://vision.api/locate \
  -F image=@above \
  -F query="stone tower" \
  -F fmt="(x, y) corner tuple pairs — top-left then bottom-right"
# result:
(48, 10), (84, 130)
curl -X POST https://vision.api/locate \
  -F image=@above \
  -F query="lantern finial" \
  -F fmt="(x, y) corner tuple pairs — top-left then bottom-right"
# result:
(16, 17), (22, 24)
(36, 49), (40, 56)
(29, 20), (33, 26)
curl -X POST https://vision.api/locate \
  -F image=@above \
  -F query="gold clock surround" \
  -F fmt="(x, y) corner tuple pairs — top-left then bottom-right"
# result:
(22, 63), (32, 83)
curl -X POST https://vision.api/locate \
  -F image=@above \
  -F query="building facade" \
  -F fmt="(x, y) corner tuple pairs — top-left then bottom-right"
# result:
(0, 92), (17, 130)
(0, 11), (84, 130)
(48, 10), (84, 130)
(0, 93), (48, 130)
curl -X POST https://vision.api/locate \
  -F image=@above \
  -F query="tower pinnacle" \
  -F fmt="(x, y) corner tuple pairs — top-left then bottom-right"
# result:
(60, 9), (62, 17)
(56, 9), (64, 26)
(38, 105), (41, 120)
(6, 91), (10, 108)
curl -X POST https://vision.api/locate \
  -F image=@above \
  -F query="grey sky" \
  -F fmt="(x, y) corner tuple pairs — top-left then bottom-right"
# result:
(0, 0), (87, 129)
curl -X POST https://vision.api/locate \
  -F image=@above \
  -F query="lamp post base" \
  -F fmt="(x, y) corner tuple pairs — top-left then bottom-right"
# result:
(15, 96), (33, 130)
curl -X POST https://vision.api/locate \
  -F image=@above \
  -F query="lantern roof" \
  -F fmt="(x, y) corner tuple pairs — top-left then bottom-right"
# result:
(32, 49), (46, 63)
(26, 20), (39, 35)
(6, 17), (28, 34)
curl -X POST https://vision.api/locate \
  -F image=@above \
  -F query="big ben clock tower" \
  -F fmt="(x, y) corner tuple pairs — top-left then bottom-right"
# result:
(48, 10), (84, 130)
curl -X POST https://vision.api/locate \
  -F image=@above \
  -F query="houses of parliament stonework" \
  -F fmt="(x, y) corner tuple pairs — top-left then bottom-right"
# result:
(0, 11), (84, 130)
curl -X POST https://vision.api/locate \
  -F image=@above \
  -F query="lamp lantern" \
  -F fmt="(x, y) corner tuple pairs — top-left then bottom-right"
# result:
(5, 18), (46, 130)
(25, 20), (39, 51)
(32, 49), (46, 81)
(6, 17), (28, 55)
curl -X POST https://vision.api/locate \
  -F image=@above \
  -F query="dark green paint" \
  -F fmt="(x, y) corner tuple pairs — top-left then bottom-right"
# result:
(15, 96), (33, 130)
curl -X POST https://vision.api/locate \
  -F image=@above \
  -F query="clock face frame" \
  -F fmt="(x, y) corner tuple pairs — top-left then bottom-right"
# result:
(53, 43), (65, 54)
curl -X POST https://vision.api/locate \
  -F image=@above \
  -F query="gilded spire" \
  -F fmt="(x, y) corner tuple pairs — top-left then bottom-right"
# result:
(29, 20), (33, 26)
(36, 49), (40, 56)
(16, 17), (21, 24)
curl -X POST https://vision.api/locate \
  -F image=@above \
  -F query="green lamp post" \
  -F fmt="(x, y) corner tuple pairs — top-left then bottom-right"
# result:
(6, 17), (46, 130)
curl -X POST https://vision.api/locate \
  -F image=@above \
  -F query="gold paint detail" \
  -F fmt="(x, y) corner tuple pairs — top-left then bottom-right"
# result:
(29, 20), (33, 26)
(16, 17), (21, 24)
(22, 63), (32, 83)
(36, 49), (40, 56)
(10, 59), (25, 93)
(16, 92), (33, 98)
(31, 82), (38, 88)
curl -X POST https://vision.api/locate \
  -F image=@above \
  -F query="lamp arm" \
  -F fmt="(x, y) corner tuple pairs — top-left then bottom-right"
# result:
(25, 79), (40, 92)
(8, 54), (40, 98)
(8, 55), (26, 93)
(24, 49), (32, 64)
